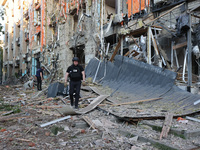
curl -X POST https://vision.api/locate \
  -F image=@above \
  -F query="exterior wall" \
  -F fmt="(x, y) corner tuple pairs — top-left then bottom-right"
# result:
(1, 0), (198, 83)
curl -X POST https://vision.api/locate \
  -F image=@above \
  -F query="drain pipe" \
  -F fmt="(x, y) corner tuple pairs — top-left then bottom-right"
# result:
(97, 43), (110, 82)
(93, 58), (101, 83)
(182, 49), (187, 83)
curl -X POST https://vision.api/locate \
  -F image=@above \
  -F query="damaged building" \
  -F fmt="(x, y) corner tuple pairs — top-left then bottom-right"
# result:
(1, 1), (200, 149)
(0, 0), (200, 91)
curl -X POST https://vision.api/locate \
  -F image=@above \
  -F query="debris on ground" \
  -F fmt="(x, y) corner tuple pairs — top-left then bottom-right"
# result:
(0, 83), (200, 150)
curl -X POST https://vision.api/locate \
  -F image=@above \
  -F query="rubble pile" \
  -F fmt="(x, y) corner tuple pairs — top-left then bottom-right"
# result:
(0, 84), (199, 150)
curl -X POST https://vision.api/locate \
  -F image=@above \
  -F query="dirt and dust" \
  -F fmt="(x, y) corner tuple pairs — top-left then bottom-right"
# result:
(0, 84), (200, 150)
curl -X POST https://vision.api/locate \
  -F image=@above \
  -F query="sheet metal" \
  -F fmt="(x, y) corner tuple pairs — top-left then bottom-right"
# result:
(85, 55), (200, 119)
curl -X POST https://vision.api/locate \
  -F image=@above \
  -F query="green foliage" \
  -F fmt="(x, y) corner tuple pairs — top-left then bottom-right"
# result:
(0, 99), (21, 114)
(51, 126), (64, 135)
(153, 142), (177, 150)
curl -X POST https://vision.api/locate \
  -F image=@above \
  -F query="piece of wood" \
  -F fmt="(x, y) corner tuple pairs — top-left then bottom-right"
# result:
(0, 116), (34, 122)
(124, 50), (131, 57)
(1, 111), (14, 116)
(151, 25), (163, 29)
(25, 125), (34, 134)
(173, 41), (187, 50)
(160, 112), (173, 140)
(79, 96), (96, 101)
(150, 29), (159, 55)
(186, 116), (200, 123)
(82, 116), (98, 132)
(27, 98), (53, 106)
(191, 14), (200, 19)
(80, 104), (107, 107)
(131, 36), (141, 49)
(124, 50), (140, 57)
(148, 3), (185, 24)
(157, 44), (171, 69)
(16, 138), (32, 142)
(110, 39), (122, 62)
(34, 105), (62, 109)
(112, 98), (162, 106)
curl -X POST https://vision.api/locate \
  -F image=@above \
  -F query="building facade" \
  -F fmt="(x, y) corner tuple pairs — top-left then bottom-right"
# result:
(0, 0), (200, 89)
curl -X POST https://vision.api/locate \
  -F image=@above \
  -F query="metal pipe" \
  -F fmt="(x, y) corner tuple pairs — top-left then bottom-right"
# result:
(40, 116), (71, 127)
(174, 49), (179, 68)
(182, 49), (187, 83)
(93, 59), (101, 83)
(147, 27), (151, 64)
(121, 38), (123, 56)
(187, 12), (192, 92)
(171, 41), (174, 68)
(106, 43), (110, 56)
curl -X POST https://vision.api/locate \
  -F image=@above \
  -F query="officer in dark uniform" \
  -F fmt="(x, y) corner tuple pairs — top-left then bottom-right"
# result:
(36, 66), (45, 91)
(64, 57), (86, 109)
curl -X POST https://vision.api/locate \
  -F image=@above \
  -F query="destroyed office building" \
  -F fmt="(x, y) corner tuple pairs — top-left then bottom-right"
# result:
(0, 0), (200, 149)
(1, 0), (200, 89)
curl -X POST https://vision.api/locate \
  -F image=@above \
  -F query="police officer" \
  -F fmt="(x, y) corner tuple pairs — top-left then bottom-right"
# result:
(36, 66), (45, 91)
(65, 57), (86, 109)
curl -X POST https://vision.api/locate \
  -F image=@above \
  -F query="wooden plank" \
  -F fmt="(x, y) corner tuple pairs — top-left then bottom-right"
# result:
(16, 138), (32, 142)
(173, 41), (187, 50)
(34, 105), (62, 109)
(148, 3), (185, 24)
(160, 112), (173, 140)
(110, 38), (122, 62)
(0, 116), (34, 122)
(157, 43), (171, 69)
(112, 98), (162, 106)
(1, 0), (7, 6)
(124, 50), (139, 57)
(82, 116), (98, 132)
(79, 96), (96, 101)
(191, 14), (200, 19)
(130, 36), (140, 49)
(151, 25), (163, 29)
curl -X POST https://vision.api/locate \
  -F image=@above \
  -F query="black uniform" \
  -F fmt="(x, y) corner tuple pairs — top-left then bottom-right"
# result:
(36, 68), (43, 91)
(67, 64), (84, 108)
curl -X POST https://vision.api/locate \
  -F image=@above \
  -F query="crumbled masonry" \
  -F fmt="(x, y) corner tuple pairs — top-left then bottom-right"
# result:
(0, 0), (200, 149)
